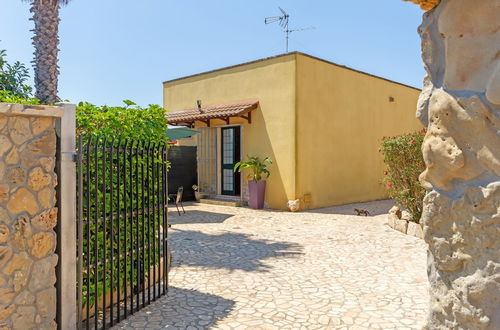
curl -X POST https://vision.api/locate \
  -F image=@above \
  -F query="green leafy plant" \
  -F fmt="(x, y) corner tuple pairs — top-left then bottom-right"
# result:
(76, 100), (168, 142)
(234, 156), (272, 182)
(380, 130), (426, 223)
(76, 100), (169, 310)
(0, 48), (33, 99)
(0, 90), (39, 104)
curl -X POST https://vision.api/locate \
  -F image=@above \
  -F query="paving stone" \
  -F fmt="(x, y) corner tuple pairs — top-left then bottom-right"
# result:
(112, 201), (428, 329)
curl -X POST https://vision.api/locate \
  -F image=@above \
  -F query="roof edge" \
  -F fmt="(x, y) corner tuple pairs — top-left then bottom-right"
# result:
(163, 52), (422, 92)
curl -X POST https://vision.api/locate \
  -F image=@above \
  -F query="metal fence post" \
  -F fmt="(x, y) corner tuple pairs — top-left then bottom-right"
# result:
(56, 102), (77, 330)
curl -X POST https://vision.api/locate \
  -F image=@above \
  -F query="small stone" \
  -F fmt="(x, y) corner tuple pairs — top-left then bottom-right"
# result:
(14, 290), (35, 305)
(407, 222), (424, 239)
(29, 255), (57, 292)
(31, 118), (53, 136)
(6, 167), (26, 187)
(15, 215), (32, 239)
(0, 185), (9, 204)
(28, 167), (51, 191)
(0, 304), (15, 321)
(0, 246), (13, 269)
(28, 232), (55, 259)
(0, 288), (15, 304)
(0, 135), (12, 157)
(0, 117), (7, 131)
(39, 157), (54, 172)
(394, 219), (408, 234)
(39, 320), (57, 330)
(3, 252), (32, 276)
(36, 287), (56, 319)
(13, 270), (30, 292)
(7, 188), (39, 216)
(0, 225), (9, 243)
(38, 188), (55, 209)
(5, 147), (19, 165)
(8, 117), (31, 145)
(11, 305), (36, 330)
(31, 208), (57, 231)
(0, 208), (9, 225)
(27, 130), (56, 156)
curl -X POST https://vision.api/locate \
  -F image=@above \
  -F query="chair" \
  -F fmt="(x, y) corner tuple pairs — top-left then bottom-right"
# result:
(169, 186), (185, 216)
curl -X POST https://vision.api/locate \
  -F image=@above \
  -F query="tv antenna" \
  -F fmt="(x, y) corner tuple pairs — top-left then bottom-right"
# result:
(265, 7), (315, 53)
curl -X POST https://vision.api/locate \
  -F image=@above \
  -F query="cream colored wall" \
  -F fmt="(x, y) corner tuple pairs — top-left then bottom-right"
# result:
(164, 55), (297, 209)
(295, 54), (423, 209)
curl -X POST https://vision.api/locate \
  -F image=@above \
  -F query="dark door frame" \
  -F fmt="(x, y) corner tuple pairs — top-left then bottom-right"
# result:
(221, 126), (241, 196)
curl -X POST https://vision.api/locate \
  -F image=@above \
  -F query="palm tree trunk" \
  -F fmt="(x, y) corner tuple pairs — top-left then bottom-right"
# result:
(30, 0), (61, 104)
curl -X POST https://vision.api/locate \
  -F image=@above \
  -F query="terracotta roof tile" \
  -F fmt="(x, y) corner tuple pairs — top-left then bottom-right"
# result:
(167, 100), (259, 125)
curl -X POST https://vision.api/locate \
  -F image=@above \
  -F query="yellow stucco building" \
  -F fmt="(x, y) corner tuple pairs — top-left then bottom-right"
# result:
(164, 52), (422, 210)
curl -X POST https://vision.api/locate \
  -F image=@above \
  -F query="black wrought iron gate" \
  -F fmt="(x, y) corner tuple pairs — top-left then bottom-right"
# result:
(76, 136), (169, 329)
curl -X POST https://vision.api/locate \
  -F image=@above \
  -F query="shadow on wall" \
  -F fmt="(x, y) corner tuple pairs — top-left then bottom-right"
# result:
(114, 286), (235, 329)
(168, 209), (234, 224)
(169, 228), (303, 272)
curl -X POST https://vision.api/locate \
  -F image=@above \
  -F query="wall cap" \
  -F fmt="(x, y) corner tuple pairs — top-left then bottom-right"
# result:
(0, 102), (65, 118)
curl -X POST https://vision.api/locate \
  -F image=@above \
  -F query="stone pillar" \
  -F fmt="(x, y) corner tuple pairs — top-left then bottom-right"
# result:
(407, 0), (499, 329)
(0, 103), (64, 330)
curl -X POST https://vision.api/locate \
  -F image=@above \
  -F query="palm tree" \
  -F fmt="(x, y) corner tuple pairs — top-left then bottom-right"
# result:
(25, 0), (70, 104)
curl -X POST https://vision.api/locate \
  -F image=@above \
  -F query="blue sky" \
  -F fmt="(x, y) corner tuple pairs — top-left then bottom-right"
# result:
(1, 0), (425, 107)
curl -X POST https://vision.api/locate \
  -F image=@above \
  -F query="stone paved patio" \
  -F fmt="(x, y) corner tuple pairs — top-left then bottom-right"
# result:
(113, 200), (428, 329)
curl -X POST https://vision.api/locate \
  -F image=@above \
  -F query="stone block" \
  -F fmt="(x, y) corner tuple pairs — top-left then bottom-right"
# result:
(407, 222), (423, 239)
(3, 252), (32, 276)
(394, 219), (408, 234)
(31, 118), (53, 136)
(28, 167), (51, 192)
(0, 135), (12, 157)
(29, 255), (57, 292)
(0, 185), (9, 204)
(0, 246), (13, 269)
(38, 189), (55, 209)
(36, 288), (56, 319)
(7, 117), (31, 145)
(7, 188), (39, 216)
(0, 226), (9, 244)
(28, 232), (55, 259)
(31, 209), (57, 231)
(11, 305), (36, 330)
(27, 130), (56, 156)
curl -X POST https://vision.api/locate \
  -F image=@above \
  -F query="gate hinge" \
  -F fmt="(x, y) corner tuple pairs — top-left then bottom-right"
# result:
(72, 153), (78, 162)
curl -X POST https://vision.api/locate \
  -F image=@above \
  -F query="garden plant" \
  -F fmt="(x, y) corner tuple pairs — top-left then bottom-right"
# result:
(380, 130), (426, 223)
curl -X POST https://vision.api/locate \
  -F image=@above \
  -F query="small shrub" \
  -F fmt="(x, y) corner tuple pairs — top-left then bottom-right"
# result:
(380, 130), (426, 222)
(0, 48), (33, 99)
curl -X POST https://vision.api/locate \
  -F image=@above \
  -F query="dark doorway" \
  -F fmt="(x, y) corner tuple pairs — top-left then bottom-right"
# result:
(221, 126), (241, 196)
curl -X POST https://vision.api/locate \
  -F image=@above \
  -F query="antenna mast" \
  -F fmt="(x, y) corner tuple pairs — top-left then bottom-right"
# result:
(265, 7), (315, 53)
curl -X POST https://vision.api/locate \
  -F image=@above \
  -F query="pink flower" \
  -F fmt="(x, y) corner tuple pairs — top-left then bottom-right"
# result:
(387, 183), (393, 188)
(410, 139), (417, 144)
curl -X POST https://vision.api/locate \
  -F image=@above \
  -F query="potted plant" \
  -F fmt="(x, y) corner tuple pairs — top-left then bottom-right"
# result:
(192, 185), (201, 202)
(234, 156), (272, 209)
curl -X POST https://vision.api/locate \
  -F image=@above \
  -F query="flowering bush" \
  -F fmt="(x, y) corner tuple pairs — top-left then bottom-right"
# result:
(380, 130), (426, 223)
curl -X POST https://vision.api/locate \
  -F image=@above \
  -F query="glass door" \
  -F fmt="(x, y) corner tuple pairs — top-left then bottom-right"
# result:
(221, 127), (241, 196)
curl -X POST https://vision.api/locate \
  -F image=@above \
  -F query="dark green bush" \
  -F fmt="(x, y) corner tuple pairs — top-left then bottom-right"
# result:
(380, 130), (426, 223)
(76, 100), (169, 310)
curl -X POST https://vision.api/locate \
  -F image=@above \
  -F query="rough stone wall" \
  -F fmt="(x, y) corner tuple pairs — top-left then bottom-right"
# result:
(0, 104), (62, 330)
(413, 0), (500, 329)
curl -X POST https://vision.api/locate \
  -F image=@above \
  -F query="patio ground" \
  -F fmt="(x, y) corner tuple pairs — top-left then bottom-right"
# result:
(113, 200), (429, 330)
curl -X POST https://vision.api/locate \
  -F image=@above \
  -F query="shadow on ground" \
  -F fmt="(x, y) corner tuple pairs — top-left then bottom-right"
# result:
(170, 228), (303, 272)
(168, 209), (234, 224)
(113, 286), (235, 329)
(305, 199), (394, 216)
